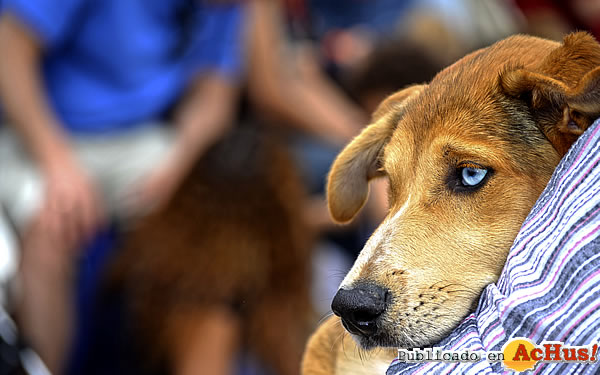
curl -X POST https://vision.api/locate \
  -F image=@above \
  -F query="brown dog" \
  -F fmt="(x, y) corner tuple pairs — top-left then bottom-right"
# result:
(105, 127), (314, 375)
(302, 32), (600, 374)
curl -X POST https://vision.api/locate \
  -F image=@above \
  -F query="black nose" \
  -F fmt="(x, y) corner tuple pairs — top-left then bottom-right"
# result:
(331, 283), (388, 337)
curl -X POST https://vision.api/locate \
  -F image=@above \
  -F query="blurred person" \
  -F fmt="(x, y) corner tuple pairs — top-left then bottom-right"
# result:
(247, 0), (366, 148)
(246, 0), (368, 232)
(306, 0), (415, 72)
(0, 1), (243, 373)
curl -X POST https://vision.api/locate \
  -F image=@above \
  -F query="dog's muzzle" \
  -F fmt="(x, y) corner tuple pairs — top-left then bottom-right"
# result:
(331, 283), (389, 337)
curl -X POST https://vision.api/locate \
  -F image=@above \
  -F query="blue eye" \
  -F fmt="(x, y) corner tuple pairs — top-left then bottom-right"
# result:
(461, 167), (488, 187)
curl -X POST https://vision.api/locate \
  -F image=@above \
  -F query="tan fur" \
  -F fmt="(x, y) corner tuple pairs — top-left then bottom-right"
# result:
(303, 32), (600, 374)
(302, 316), (395, 375)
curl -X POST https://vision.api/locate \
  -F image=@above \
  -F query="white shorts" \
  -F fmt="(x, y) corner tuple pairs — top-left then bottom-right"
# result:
(0, 123), (174, 275)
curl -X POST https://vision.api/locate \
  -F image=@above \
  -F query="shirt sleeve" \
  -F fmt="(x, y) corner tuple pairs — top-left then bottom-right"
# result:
(1, 0), (88, 47)
(387, 117), (600, 375)
(188, 3), (245, 81)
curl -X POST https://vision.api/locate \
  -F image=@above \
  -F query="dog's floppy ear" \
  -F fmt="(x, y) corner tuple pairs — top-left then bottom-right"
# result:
(500, 32), (600, 155)
(327, 85), (425, 223)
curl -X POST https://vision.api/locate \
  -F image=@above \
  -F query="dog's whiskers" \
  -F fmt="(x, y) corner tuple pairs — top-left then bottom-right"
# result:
(333, 326), (346, 353)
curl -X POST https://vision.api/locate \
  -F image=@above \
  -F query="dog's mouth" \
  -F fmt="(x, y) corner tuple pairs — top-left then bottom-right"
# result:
(345, 324), (396, 350)
(342, 315), (440, 350)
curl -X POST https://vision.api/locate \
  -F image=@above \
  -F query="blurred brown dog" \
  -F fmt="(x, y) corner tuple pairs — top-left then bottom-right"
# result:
(107, 127), (314, 375)
(302, 32), (600, 374)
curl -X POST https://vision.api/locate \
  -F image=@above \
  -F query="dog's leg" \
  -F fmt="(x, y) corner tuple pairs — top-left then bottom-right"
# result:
(244, 289), (313, 375)
(302, 315), (395, 375)
(165, 306), (240, 375)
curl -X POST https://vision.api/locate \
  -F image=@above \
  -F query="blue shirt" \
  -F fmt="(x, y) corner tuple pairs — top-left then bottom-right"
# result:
(0, 0), (243, 133)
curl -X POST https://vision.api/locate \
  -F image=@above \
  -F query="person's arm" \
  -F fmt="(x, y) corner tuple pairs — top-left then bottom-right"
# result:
(0, 13), (73, 173)
(247, 0), (367, 146)
(0, 12), (102, 248)
(128, 72), (238, 213)
(171, 73), (238, 175)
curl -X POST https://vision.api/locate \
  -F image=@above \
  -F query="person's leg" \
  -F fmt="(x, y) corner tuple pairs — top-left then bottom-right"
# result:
(18, 220), (76, 375)
(0, 126), (120, 374)
(0, 129), (77, 374)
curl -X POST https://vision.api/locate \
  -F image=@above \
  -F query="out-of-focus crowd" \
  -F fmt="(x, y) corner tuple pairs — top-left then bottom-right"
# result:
(0, 0), (599, 374)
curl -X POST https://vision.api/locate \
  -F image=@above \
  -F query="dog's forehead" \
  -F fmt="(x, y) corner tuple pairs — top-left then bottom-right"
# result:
(383, 37), (557, 173)
(384, 92), (547, 179)
(385, 91), (506, 162)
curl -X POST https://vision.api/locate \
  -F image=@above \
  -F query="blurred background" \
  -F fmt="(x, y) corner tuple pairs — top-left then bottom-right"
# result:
(0, 0), (599, 374)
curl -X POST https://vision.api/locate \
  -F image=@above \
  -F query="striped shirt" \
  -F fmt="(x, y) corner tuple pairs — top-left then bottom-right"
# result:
(388, 118), (600, 375)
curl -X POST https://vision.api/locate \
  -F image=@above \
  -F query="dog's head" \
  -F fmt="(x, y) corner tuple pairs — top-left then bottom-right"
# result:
(328, 32), (600, 349)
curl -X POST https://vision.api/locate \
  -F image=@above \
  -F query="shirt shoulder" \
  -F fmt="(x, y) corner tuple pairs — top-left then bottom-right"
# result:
(1, 0), (90, 46)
